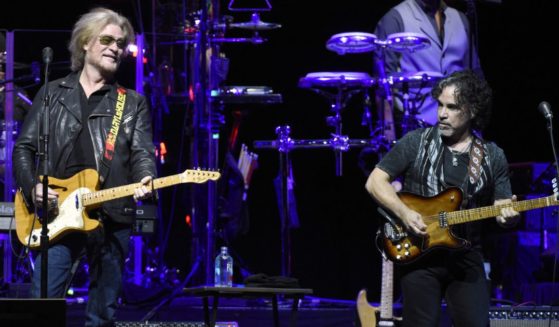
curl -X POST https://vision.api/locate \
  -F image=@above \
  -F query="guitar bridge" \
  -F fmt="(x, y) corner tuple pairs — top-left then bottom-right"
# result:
(383, 222), (406, 241)
(439, 212), (448, 228)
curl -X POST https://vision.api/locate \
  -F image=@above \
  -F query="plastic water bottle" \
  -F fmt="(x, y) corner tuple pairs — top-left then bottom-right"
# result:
(214, 246), (233, 287)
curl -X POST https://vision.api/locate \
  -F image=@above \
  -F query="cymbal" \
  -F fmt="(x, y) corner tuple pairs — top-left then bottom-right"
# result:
(229, 13), (281, 31)
(229, 20), (281, 30)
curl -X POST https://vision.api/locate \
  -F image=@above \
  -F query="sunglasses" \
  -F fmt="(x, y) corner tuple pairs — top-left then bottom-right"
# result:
(98, 35), (127, 49)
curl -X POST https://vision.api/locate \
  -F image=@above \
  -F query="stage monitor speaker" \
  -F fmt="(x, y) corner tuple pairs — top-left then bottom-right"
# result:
(491, 321), (559, 327)
(490, 306), (559, 327)
(0, 298), (66, 326)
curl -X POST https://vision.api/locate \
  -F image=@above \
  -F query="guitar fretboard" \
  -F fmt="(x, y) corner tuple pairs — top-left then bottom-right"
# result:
(379, 257), (394, 320)
(435, 195), (557, 226)
(81, 168), (222, 208)
(82, 174), (184, 207)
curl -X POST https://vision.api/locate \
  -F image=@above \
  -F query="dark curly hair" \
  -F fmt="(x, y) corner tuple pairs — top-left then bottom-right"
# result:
(431, 70), (492, 131)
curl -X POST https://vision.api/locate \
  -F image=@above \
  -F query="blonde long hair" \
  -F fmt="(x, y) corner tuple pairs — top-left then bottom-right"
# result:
(68, 7), (135, 72)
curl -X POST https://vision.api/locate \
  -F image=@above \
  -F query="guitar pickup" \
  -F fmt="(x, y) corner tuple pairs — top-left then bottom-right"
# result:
(439, 212), (448, 228)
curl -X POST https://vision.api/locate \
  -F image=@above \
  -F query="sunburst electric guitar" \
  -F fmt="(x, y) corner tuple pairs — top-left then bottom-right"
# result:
(381, 187), (559, 264)
(14, 168), (220, 248)
(357, 256), (401, 327)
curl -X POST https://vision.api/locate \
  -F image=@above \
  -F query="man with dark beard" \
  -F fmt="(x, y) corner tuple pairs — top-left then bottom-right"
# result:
(366, 71), (518, 327)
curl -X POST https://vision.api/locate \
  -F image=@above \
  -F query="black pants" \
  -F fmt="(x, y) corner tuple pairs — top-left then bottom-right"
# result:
(399, 250), (490, 327)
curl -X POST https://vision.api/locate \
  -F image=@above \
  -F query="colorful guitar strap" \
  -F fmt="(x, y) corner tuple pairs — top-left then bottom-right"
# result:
(99, 86), (127, 184)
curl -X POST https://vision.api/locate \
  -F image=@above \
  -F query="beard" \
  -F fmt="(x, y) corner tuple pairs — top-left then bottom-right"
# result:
(97, 59), (120, 76)
(87, 53), (121, 77)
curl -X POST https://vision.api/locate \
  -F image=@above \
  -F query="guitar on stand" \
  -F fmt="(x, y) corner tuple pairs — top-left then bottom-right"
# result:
(357, 254), (401, 326)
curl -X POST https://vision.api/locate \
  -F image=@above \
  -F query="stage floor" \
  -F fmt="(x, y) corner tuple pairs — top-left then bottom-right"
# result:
(68, 295), (359, 327)
(8, 283), (558, 326)
(1, 282), (361, 326)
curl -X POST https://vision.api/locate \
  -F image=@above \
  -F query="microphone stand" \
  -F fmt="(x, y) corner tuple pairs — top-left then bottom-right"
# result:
(541, 105), (559, 310)
(39, 51), (52, 298)
(543, 114), (559, 192)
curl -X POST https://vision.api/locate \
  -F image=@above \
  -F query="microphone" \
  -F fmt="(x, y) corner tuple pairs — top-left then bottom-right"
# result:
(40, 47), (53, 109)
(539, 101), (553, 120)
(42, 47), (53, 65)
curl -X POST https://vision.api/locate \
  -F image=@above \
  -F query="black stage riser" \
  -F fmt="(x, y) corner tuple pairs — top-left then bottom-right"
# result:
(0, 298), (66, 327)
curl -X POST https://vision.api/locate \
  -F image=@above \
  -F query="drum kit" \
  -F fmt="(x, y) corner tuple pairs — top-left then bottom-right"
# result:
(252, 30), (442, 277)
(256, 30), (443, 176)
(320, 31), (438, 142)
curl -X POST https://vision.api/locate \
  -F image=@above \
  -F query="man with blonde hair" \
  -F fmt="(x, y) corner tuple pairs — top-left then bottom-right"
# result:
(13, 7), (156, 326)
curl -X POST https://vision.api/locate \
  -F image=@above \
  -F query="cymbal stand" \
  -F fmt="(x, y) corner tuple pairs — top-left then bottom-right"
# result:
(276, 126), (293, 277)
(371, 45), (396, 151)
(253, 125), (311, 277)
(186, 0), (220, 286)
(306, 84), (364, 176)
(399, 81), (414, 135)
(254, 126), (383, 276)
(186, 0), (281, 285)
(391, 80), (429, 136)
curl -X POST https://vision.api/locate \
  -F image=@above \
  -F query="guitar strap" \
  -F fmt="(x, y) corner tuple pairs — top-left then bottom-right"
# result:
(461, 136), (485, 209)
(467, 137), (484, 186)
(99, 87), (127, 183)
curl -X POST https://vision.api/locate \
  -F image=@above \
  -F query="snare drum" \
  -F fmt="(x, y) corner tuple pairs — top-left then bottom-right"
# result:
(326, 32), (378, 55)
(0, 120), (19, 164)
(385, 32), (431, 53)
(382, 71), (443, 89)
(298, 72), (375, 89)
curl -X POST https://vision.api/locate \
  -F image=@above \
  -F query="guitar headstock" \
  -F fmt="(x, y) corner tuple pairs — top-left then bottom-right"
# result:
(181, 169), (221, 184)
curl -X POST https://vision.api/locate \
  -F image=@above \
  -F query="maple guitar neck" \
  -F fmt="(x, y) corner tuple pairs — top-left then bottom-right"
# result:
(443, 194), (557, 226)
(379, 257), (394, 321)
(82, 170), (218, 207)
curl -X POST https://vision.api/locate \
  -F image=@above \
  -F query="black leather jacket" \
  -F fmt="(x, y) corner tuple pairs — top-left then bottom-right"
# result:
(13, 72), (157, 224)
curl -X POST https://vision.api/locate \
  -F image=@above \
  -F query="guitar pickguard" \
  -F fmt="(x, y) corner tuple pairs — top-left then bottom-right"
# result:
(25, 188), (90, 247)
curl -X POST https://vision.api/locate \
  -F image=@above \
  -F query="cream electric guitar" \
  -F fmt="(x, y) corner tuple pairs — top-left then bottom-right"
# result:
(15, 168), (220, 248)
(357, 256), (400, 326)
